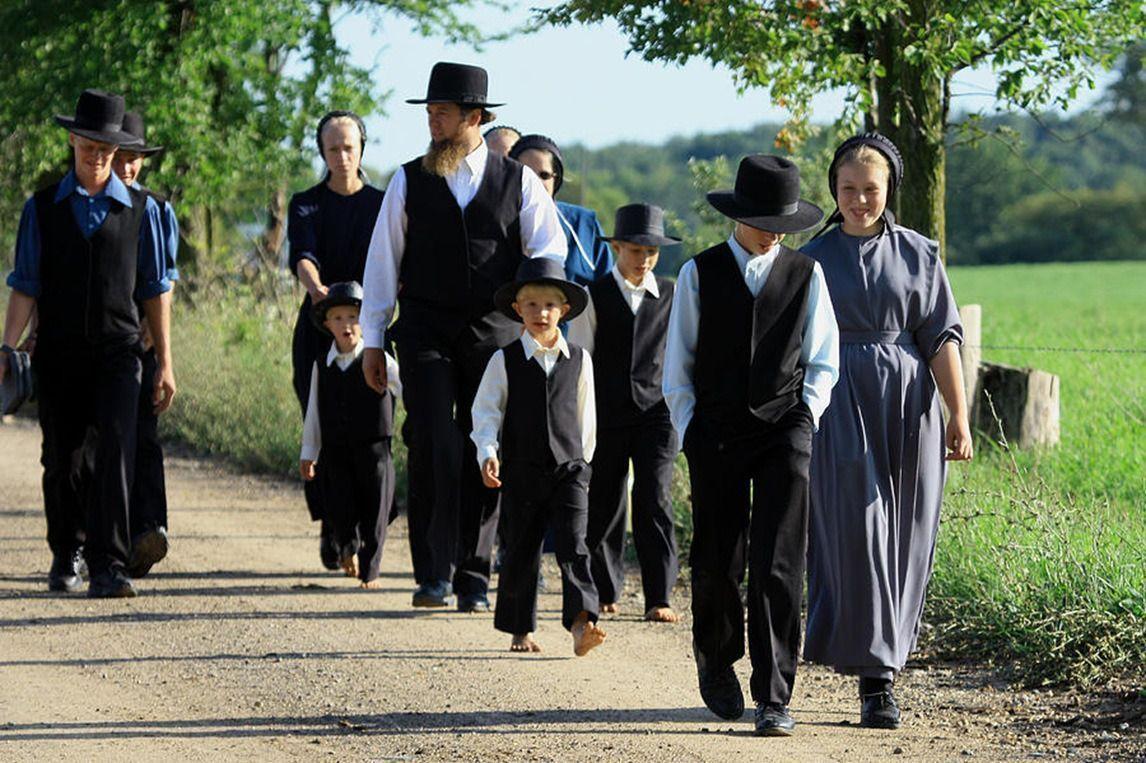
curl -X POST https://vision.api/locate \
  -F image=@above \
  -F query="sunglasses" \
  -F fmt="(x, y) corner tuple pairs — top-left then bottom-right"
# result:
(534, 170), (558, 181)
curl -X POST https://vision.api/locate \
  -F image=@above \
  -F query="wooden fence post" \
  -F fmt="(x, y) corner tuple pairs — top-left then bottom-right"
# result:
(959, 304), (982, 422)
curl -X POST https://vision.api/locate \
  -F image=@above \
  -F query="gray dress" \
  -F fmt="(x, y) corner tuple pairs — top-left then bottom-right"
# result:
(800, 224), (962, 678)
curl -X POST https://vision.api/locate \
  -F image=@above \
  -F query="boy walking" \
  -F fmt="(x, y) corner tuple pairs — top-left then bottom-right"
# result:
(471, 258), (606, 655)
(663, 156), (839, 735)
(300, 282), (398, 588)
(568, 203), (681, 622)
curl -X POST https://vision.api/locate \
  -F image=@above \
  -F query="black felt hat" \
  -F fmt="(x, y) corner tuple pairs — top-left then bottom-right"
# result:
(706, 155), (823, 233)
(406, 62), (504, 108)
(493, 257), (588, 323)
(54, 89), (141, 146)
(509, 134), (564, 194)
(603, 203), (681, 247)
(311, 281), (364, 333)
(1, 350), (34, 416)
(120, 111), (164, 156)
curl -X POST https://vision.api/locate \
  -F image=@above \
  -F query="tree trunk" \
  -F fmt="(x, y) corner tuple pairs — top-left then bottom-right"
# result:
(258, 186), (288, 273)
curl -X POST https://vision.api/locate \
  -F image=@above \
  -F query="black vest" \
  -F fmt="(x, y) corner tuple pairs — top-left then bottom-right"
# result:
(694, 243), (813, 437)
(34, 181), (148, 350)
(501, 341), (584, 467)
(587, 274), (673, 425)
(400, 152), (524, 320)
(316, 352), (394, 447)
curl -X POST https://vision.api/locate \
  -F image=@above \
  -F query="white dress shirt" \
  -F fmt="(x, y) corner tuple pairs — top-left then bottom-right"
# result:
(662, 234), (840, 442)
(565, 265), (660, 354)
(360, 140), (567, 348)
(300, 339), (401, 462)
(470, 330), (597, 467)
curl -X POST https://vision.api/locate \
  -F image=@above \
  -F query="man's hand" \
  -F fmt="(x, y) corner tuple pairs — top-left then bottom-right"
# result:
(153, 359), (177, 414)
(481, 457), (501, 489)
(362, 347), (388, 395)
(300, 460), (316, 481)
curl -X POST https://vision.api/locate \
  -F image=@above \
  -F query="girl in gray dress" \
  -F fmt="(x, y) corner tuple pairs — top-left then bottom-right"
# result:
(801, 134), (973, 729)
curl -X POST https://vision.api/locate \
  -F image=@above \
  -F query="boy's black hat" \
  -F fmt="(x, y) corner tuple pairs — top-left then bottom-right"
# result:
(706, 155), (823, 233)
(1, 349), (34, 416)
(509, 134), (564, 193)
(55, 89), (142, 146)
(312, 281), (364, 333)
(406, 62), (504, 108)
(121, 111), (164, 156)
(493, 257), (588, 323)
(603, 203), (681, 247)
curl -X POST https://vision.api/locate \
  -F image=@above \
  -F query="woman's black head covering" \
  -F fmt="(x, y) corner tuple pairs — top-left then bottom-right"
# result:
(509, 133), (564, 194)
(813, 132), (903, 238)
(316, 110), (368, 180)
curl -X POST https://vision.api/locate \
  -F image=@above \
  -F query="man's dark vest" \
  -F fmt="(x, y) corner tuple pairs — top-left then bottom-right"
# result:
(400, 152), (524, 320)
(501, 341), (583, 467)
(316, 352), (393, 447)
(587, 274), (673, 425)
(33, 181), (148, 350)
(693, 243), (814, 438)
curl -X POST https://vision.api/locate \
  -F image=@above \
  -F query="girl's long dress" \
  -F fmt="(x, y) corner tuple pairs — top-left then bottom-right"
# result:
(801, 224), (962, 676)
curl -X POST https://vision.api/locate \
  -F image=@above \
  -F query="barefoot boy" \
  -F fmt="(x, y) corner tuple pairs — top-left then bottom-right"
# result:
(300, 281), (398, 588)
(471, 258), (606, 655)
(568, 203), (682, 623)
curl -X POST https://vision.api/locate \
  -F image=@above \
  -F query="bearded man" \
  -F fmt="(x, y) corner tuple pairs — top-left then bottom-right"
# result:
(360, 62), (566, 612)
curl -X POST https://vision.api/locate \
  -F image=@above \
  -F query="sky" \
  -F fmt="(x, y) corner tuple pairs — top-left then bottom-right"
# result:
(335, 2), (1115, 173)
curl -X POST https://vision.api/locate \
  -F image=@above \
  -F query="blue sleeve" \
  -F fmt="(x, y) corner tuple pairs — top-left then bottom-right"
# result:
(287, 190), (320, 275)
(135, 196), (173, 301)
(591, 213), (613, 280)
(162, 200), (180, 282)
(6, 198), (42, 298)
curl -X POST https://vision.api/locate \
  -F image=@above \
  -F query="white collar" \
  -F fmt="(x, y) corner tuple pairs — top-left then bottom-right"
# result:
(520, 330), (570, 359)
(727, 233), (780, 269)
(460, 139), (488, 177)
(610, 265), (659, 299)
(326, 337), (364, 366)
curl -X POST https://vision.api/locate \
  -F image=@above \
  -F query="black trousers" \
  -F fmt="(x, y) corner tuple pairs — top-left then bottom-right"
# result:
(131, 348), (167, 534)
(291, 302), (325, 522)
(684, 402), (813, 706)
(35, 344), (141, 575)
(321, 439), (395, 583)
(494, 460), (599, 634)
(586, 410), (679, 609)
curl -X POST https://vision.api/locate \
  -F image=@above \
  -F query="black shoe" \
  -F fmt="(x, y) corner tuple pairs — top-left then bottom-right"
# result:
(319, 523), (340, 571)
(861, 690), (901, 729)
(696, 662), (745, 720)
(127, 527), (169, 578)
(412, 581), (454, 608)
(754, 703), (796, 736)
(48, 549), (86, 593)
(88, 569), (137, 599)
(457, 593), (491, 613)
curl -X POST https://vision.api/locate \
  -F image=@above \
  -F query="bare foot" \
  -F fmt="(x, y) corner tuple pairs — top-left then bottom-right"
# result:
(645, 606), (681, 623)
(572, 612), (607, 656)
(340, 555), (358, 578)
(510, 633), (542, 653)
(600, 602), (619, 615)
(360, 578), (383, 589)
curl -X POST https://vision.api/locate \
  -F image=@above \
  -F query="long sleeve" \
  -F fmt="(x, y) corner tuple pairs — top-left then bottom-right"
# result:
(6, 198), (42, 297)
(578, 350), (597, 462)
(287, 189), (320, 274)
(565, 293), (597, 355)
(134, 195), (173, 301)
(161, 200), (180, 282)
(663, 258), (700, 444)
(470, 349), (509, 466)
(519, 167), (567, 262)
(360, 168), (408, 349)
(800, 262), (840, 430)
(300, 362), (322, 462)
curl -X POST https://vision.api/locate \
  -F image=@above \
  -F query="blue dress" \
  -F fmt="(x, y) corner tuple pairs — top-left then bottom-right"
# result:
(801, 223), (962, 678)
(556, 201), (612, 286)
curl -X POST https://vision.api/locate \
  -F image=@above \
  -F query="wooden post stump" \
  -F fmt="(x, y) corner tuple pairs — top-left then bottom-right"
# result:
(958, 304), (982, 422)
(975, 362), (1060, 448)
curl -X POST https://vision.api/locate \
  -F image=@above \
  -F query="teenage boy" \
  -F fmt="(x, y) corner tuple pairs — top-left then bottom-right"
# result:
(663, 156), (839, 735)
(568, 203), (681, 622)
(471, 257), (606, 656)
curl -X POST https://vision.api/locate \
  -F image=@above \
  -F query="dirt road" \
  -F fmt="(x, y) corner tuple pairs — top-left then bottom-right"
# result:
(0, 418), (1140, 761)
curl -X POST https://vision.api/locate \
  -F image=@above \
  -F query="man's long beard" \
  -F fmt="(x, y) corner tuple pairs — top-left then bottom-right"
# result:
(422, 138), (470, 177)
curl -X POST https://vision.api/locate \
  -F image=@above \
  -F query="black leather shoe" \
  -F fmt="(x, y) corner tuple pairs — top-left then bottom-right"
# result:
(861, 690), (901, 729)
(319, 522), (340, 571)
(127, 527), (169, 578)
(87, 569), (137, 599)
(48, 549), (85, 593)
(754, 702), (796, 736)
(457, 593), (491, 613)
(412, 581), (454, 608)
(696, 663), (745, 720)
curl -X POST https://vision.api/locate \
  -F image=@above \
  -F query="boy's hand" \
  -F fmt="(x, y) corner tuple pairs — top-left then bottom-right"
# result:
(153, 360), (177, 414)
(362, 347), (388, 395)
(300, 460), (316, 481)
(481, 457), (501, 488)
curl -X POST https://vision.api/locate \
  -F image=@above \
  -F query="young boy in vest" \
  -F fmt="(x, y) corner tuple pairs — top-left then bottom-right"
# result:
(568, 203), (682, 622)
(300, 282), (399, 588)
(663, 156), (839, 736)
(471, 258), (606, 656)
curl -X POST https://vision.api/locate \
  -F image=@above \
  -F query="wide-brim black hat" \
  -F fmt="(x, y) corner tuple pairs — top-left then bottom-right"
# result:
(1, 350), (34, 416)
(54, 89), (142, 146)
(120, 111), (164, 156)
(406, 62), (504, 108)
(312, 281), (364, 333)
(492, 257), (588, 323)
(706, 155), (823, 233)
(603, 202), (681, 247)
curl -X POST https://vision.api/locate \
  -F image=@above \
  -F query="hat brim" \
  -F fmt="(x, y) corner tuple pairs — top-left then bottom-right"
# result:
(602, 233), (682, 247)
(124, 144), (164, 157)
(706, 192), (824, 233)
(405, 98), (505, 108)
(492, 277), (588, 323)
(55, 116), (142, 147)
(311, 296), (363, 333)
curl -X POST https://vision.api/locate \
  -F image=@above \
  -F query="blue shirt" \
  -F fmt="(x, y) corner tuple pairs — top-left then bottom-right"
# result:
(7, 171), (171, 301)
(556, 201), (612, 287)
(131, 181), (180, 283)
